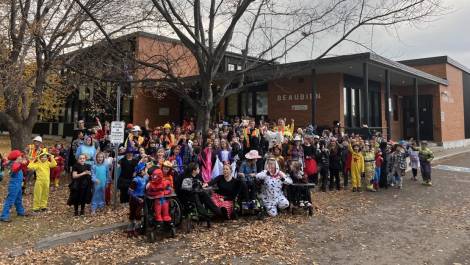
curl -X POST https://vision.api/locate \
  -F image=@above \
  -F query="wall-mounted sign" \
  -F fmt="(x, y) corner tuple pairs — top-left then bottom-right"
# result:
(291, 105), (308, 111)
(277, 93), (314, 101)
(441, 111), (445, 122)
(159, 107), (170, 116)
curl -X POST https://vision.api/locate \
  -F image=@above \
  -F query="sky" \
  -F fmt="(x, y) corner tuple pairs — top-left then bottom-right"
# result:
(287, 0), (470, 67)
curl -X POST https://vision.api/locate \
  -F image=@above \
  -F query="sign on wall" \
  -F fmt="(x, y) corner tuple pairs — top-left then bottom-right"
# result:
(292, 105), (308, 111)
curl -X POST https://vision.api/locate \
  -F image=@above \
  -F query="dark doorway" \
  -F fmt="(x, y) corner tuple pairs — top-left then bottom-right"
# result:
(402, 95), (434, 140)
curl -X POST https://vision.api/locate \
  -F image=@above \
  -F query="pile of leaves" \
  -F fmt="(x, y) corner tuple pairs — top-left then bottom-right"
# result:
(2, 231), (156, 264)
(0, 178), (128, 251)
(178, 216), (307, 264)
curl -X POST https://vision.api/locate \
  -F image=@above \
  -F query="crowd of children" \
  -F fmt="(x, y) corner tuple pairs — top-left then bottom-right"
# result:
(0, 117), (435, 228)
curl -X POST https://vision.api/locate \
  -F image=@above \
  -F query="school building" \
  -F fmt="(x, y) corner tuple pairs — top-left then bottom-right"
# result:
(47, 32), (470, 148)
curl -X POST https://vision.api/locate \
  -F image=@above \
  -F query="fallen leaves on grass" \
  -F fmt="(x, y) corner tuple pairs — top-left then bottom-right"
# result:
(0, 178), (127, 251)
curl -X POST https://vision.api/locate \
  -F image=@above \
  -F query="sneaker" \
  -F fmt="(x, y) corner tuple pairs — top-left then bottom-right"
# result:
(306, 202), (312, 207)
(299, 201), (305, 207)
(426, 181), (433, 186)
(0, 218), (11, 223)
(352, 187), (357, 192)
(390, 183), (395, 187)
(40, 208), (48, 212)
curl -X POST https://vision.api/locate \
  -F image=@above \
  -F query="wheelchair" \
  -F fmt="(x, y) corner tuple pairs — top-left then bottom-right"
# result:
(285, 182), (315, 216)
(179, 194), (213, 233)
(142, 193), (182, 242)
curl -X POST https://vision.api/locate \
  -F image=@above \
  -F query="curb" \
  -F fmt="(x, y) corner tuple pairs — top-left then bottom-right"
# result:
(405, 148), (470, 172)
(35, 222), (128, 251)
(8, 222), (127, 258)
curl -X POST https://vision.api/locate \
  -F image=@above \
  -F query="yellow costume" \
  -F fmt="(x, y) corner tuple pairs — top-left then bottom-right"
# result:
(349, 145), (364, 189)
(275, 120), (294, 137)
(28, 153), (57, 211)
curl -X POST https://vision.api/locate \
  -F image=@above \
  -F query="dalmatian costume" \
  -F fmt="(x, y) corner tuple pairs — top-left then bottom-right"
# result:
(256, 160), (292, 217)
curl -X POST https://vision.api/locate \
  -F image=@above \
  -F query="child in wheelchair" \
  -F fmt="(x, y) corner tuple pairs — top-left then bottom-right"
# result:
(146, 169), (173, 223)
(286, 159), (313, 208)
(178, 162), (222, 227)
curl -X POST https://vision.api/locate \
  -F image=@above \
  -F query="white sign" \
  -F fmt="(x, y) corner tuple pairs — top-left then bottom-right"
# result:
(388, 97), (392, 112)
(110, 121), (125, 144)
(292, 105), (308, 111)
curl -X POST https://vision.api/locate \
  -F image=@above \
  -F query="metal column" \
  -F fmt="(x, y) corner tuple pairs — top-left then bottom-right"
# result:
(385, 70), (392, 140)
(414, 78), (420, 142)
(311, 68), (317, 125)
(113, 82), (121, 209)
(362, 62), (369, 126)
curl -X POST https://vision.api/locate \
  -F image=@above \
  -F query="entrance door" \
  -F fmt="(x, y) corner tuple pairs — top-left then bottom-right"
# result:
(402, 95), (434, 140)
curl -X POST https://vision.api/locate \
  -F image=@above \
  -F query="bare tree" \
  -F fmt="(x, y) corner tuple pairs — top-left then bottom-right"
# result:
(75, 0), (444, 135)
(0, 0), (152, 150)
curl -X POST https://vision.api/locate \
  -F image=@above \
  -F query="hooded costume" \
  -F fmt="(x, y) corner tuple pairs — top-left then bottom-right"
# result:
(1, 151), (27, 221)
(348, 144), (364, 190)
(146, 169), (172, 222)
(256, 159), (292, 216)
(28, 150), (57, 211)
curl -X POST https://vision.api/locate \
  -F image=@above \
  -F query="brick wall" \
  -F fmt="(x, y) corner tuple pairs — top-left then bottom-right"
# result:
(406, 63), (466, 142)
(132, 35), (198, 125)
(132, 89), (181, 128)
(267, 73), (343, 128)
(439, 64), (465, 141)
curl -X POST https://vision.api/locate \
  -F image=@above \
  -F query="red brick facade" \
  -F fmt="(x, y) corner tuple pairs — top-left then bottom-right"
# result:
(267, 73), (343, 128)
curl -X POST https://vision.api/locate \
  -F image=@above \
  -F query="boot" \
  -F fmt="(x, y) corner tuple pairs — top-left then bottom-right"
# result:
(162, 201), (172, 222)
(154, 202), (163, 222)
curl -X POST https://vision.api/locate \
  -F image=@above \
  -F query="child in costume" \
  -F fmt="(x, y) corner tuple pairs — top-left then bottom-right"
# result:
(373, 150), (383, 191)
(28, 150), (57, 212)
(146, 169), (173, 222)
(286, 159), (311, 207)
(0, 150), (28, 222)
(408, 141), (420, 181)
(255, 158), (292, 217)
(50, 147), (65, 190)
(128, 162), (148, 236)
(317, 140), (330, 192)
(391, 143), (407, 189)
(91, 152), (111, 214)
(362, 142), (376, 192)
(349, 142), (364, 192)
(418, 141), (434, 186)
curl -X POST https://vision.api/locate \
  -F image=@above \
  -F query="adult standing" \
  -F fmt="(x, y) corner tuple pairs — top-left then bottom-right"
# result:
(75, 136), (97, 166)
(118, 150), (138, 203)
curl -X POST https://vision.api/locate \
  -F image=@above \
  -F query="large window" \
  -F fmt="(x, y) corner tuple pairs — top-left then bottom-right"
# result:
(224, 87), (268, 119)
(343, 75), (382, 128)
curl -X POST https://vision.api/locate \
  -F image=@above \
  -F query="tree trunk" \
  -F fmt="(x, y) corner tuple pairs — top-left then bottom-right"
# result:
(196, 106), (212, 141)
(8, 122), (34, 151)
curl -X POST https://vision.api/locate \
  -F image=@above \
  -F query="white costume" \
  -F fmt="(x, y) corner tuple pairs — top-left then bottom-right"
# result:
(256, 161), (292, 216)
(264, 130), (283, 150)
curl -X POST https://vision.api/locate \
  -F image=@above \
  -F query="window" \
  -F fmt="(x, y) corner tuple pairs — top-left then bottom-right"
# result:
(237, 64), (243, 70)
(226, 94), (238, 116)
(240, 92), (252, 115)
(227, 63), (235, 72)
(393, 95), (398, 121)
(256, 91), (268, 115)
(343, 75), (382, 128)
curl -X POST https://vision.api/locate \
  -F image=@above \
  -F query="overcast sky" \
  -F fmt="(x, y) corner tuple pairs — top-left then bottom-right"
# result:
(286, 0), (470, 68)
